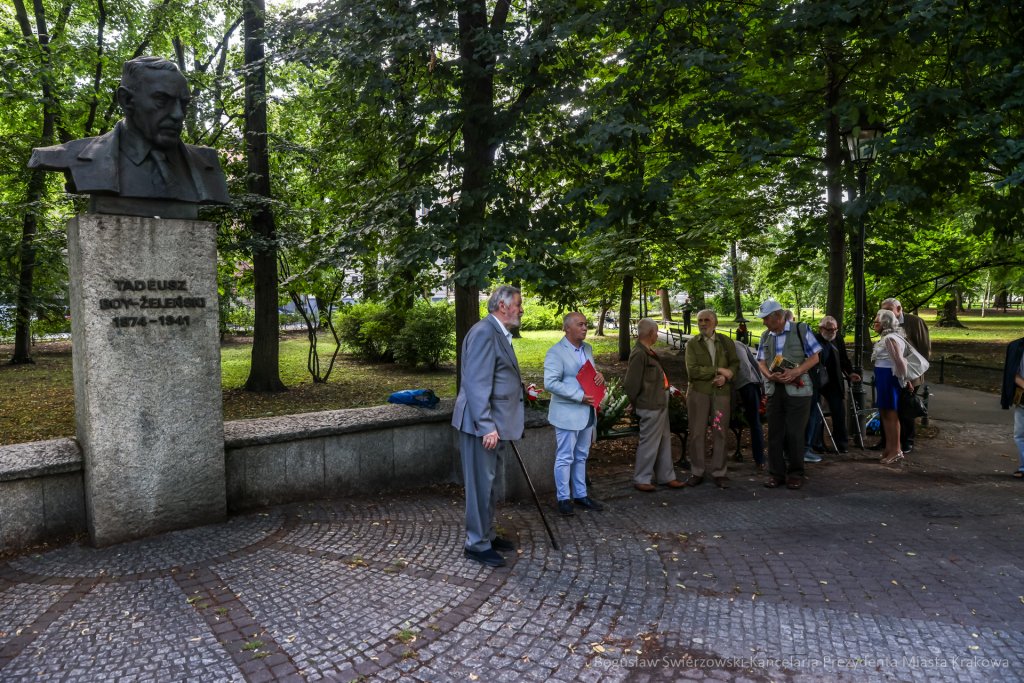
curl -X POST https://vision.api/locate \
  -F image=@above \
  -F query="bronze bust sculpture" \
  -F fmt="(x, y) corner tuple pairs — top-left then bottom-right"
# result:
(29, 56), (230, 219)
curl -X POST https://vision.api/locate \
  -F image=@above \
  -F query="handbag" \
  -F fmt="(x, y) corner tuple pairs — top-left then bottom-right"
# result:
(898, 390), (927, 418)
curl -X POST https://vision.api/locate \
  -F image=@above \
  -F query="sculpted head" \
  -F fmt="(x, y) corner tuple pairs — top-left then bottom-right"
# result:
(117, 57), (190, 150)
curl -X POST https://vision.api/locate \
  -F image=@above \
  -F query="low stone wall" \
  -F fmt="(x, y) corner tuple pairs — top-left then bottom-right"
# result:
(0, 400), (555, 553)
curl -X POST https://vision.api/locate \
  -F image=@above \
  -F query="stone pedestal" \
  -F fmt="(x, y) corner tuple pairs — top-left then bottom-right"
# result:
(67, 214), (226, 547)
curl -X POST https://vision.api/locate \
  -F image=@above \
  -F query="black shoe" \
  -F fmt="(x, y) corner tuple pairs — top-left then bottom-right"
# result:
(810, 445), (826, 455)
(901, 443), (914, 454)
(837, 447), (850, 454)
(867, 442), (885, 451)
(573, 496), (604, 511)
(491, 537), (514, 551)
(558, 499), (576, 516)
(464, 547), (506, 567)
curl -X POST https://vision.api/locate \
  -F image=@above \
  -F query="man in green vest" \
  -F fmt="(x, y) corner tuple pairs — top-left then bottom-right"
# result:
(755, 300), (822, 490)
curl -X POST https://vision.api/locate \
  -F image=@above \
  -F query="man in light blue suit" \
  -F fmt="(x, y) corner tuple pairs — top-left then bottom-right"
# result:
(452, 285), (526, 567)
(544, 312), (606, 516)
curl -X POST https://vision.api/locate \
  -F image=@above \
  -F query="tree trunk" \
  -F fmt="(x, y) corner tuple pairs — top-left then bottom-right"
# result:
(452, 0), (499, 391)
(659, 289), (672, 321)
(982, 272), (991, 318)
(730, 240), (745, 321)
(823, 58), (847, 339)
(453, 257), (480, 391)
(618, 275), (634, 361)
(693, 290), (706, 310)
(10, 0), (59, 365)
(596, 306), (607, 336)
(995, 285), (1008, 311)
(937, 299), (966, 328)
(955, 289), (964, 312)
(242, 0), (286, 392)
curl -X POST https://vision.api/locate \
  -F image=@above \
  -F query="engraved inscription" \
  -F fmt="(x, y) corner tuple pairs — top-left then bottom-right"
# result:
(104, 277), (204, 328)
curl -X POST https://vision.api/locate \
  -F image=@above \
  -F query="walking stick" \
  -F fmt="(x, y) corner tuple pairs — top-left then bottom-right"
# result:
(848, 382), (866, 450)
(508, 441), (560, 550)
(817, 402), (837, 453)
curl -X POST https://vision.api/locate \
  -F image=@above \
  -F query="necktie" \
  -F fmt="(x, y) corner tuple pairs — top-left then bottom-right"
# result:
(151, 149), (183, 199)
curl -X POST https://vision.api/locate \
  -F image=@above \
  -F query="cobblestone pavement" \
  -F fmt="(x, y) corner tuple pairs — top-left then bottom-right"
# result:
(1, 417), (1023, 683)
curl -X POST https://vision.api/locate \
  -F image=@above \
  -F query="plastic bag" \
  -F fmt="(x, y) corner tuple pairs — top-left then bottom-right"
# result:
(386, 389), (440, 409)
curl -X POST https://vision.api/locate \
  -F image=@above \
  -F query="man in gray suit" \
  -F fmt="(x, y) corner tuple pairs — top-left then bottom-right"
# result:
(544, 312), (605, 516)
(452, 285), (526, 567)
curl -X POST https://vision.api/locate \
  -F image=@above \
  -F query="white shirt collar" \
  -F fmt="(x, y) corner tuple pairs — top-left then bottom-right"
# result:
(898, 312), (905, 324)
(489, 314), (513, 344)
(770, 321), (792, 336)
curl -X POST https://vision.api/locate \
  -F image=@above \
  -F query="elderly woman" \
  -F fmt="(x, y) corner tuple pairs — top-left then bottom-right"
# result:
(872, 309), (910, 465)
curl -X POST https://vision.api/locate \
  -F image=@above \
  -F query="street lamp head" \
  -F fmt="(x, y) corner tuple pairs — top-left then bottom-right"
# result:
(842, 119), (889, 165)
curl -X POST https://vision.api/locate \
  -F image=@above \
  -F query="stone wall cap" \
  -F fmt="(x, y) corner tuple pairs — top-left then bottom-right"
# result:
(0, 403), (552, 467)
(224, 397), (550, 448)
(224, 398), (459, 448)
(0, 438), (83, 481)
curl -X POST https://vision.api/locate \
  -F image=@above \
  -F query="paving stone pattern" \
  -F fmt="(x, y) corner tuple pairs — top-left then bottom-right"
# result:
(1, 446), (1022, 682)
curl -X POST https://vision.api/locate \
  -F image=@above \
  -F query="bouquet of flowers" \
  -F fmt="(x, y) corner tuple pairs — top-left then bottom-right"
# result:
(595, 378), (633, 436)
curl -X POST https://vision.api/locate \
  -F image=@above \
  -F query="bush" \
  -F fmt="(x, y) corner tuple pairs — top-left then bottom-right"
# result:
(335, 302), (404, 361)
(477, 298), (565, 331)
(393, 300), (456, 369)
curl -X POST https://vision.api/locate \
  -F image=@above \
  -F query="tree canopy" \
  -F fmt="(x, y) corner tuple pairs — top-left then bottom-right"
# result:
(2, 0), (1023, 372)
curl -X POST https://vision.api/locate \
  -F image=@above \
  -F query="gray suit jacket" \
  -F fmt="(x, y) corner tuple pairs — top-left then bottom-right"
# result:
(28, 121), (230, 204)
(452, 315), (525, 440)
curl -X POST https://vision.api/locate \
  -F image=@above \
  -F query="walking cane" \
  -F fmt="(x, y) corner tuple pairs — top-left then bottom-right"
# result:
(817, 402), (837, 453)
(848, 382), (866, 450)
(509, 441), (560, 550)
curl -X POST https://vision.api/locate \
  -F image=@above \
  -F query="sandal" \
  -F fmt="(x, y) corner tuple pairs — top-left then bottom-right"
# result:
(880, 451), (904, 465)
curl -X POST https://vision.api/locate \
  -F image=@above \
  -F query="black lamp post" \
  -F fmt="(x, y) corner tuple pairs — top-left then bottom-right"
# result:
(842, 121), (886, 412)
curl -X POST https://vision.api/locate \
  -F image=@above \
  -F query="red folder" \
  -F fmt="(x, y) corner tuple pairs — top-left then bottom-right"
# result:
(576, 360), (605, 411)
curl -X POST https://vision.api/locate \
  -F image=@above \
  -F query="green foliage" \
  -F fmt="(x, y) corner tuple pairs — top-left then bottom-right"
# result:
(520, 302), (565, 332)
(393, 301), (456, 369)
(334, 302), (405, 361)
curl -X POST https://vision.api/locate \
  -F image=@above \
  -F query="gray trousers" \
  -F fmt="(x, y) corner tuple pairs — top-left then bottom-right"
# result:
(634, 402), (677, 485)
(459, 430), (502, 552)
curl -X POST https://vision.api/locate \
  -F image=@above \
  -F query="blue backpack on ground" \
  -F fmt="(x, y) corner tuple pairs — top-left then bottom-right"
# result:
(387, 389), (440, 409)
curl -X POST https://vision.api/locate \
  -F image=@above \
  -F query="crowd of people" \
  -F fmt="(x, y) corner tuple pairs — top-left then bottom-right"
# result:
(451, 285), (934, 567)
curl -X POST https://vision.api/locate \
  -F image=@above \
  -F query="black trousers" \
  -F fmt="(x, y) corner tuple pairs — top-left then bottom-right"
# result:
(876, 384), (918, 449)
(683, 312), (692, 335)
(738, 383), (765, 464)
(767, 389), (812, 479)
(810, 386), (849, 449)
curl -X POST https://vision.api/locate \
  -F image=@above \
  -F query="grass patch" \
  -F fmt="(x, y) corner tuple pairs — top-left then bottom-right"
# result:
(396, 628), (417, 644)
(241, 641), (265, 651)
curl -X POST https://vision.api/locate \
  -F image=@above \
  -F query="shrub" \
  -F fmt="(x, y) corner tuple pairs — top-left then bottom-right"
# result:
(335, 302), (404, 361)
(477, 298), (565, 331)
(394, 300), (456, 369)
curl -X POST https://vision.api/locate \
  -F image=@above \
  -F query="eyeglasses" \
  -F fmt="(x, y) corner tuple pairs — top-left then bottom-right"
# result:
(820, 326), (838, 331)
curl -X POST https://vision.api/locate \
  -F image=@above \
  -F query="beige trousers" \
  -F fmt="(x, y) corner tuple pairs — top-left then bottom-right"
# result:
(686, 389), (730, 478)
(634, 398), (677, 485)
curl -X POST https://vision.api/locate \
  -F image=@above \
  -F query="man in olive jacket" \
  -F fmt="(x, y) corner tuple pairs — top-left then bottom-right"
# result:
(624, 318), (685, 492)
(684, 310), (741, 488)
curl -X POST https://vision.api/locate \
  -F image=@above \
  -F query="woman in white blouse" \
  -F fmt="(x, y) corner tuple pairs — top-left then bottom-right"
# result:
(871, 309), (910, 464)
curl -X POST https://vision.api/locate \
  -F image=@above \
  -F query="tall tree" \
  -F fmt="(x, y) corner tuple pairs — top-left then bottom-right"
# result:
(242, 0), (286, 392)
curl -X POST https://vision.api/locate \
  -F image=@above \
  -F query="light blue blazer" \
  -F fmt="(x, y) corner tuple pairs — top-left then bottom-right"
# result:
(543, 337), (596, 431)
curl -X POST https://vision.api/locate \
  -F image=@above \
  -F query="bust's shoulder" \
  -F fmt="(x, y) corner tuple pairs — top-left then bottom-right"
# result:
(28, 137), (96, 170)
(183, 143), (223, 169)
